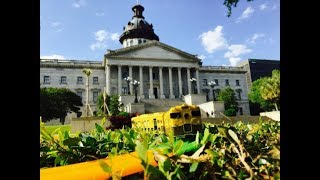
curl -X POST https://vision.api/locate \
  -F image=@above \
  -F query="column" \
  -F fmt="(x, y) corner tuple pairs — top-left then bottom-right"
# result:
(106, 65), (111, 94)
(139, 66), (144, 99)
(117, 65), (122, 95)
(196, 68), (200, 94)
(159, 67), (165, 99)
(169, 67), (175, 99)
(187, 68), (191, 94)
(129, 66), (133, 94)
(178, 67), (182, 97)
(149, 66), (155, 99)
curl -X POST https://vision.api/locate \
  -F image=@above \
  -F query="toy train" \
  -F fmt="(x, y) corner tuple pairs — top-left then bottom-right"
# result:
(131, 104), (204, 137)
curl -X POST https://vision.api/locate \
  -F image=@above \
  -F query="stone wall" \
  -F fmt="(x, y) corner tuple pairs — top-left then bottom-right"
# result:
(71, 116), (111, 133)
(184, 94), (207, 105)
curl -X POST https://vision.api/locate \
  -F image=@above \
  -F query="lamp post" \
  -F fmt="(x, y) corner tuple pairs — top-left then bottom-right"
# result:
(208, 81), (216, 101)
(124, 76), (132, 95)
(190, 78), (197, 94)
(131, 80), (140, 103)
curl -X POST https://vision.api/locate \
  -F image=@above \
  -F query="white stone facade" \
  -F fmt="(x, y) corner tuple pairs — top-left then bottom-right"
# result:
(40, 41), (251, 118)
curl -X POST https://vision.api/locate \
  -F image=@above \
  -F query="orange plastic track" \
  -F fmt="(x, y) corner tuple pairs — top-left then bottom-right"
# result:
(40, 151), (158, 180)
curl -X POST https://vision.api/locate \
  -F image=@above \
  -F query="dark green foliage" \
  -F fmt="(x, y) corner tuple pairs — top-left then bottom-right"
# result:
(96, 93), (121, 116)
(40, 87), (83, 124)
(224, 108), (237, 116)
(217, 87), (239, 116)
(41, 119), (280, 179)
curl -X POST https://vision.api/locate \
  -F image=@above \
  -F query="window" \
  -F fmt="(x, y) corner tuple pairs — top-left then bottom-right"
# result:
(143, 39), (146, 43)
(203, 79), (207, 86)
(93, 91), (99, 103)
(76, 91), (83, 101)
(130, 40), (133, 46)
(236, 89), (242, 100)
(225, 79), (229, 86)
(60, 76), (67, 84)
(138, 39), (142, 44)
(43, 76), (50, 84)
(170, 112), (181, 118)
(236, 80), (240, 86)
(93, 77), (99, 84)
(214, 79), (219, 86)
(77, 77), (83, 84)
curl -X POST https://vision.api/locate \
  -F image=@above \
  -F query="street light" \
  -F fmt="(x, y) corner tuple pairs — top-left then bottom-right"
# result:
(124, 76), (132, 95)
(189, 78), (197, 94)
(208, 81), (216, 101)
(131, 80), (140, 103)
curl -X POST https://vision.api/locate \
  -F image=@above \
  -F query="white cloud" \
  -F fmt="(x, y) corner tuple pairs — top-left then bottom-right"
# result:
(247, 33), (265, 43)
(95, 12), (105, 16)
(259, 3), (267, 10)
(110, 33), (120, 41)
(94, 30), (108, 42)
(224, 44), (252, 66)
(51, 22), (61, 27)
(236, 7), (254, 22)
(199, 25), (228, 53)
(197, 54), (206, 60)
(40, 54), (65, 59)
(72, 0), (86, 8)
(90, 30), (119, 51)
(50, 21), (64, 32)
(90, 42), (106, 51)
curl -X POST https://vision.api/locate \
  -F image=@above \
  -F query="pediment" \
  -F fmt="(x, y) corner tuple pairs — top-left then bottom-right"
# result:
(105, 41), (199, 61)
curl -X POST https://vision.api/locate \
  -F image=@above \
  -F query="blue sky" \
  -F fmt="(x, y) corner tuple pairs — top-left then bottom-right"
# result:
(40, 0), (280, 66)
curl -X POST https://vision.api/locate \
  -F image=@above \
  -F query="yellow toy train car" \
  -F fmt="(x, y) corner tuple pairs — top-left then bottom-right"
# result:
(131, 104), (203, 137)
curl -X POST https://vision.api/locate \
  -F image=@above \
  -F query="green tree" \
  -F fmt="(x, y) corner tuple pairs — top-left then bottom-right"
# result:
(260, 69), (280, 111)
(40, 87), (83, 124)
(97, 93), (120, 116)
(217, 87), (239, 116)
(248, 77), (274, 113)
(223, 0), (255, 17)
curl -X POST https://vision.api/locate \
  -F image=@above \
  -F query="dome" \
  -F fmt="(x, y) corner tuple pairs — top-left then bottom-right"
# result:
(119, 4), (159, 44)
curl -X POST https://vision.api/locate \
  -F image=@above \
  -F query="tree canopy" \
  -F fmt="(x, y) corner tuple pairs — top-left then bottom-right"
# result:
(96, 93), (121, 116)
(40, 87), (83, 124)
(217, 87), (239, 116)
(248, 78), (274, 112)
(260, 69), (280, 111)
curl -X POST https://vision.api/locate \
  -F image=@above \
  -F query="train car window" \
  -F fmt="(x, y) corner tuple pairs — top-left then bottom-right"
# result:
(184, 113), (189, 119)
(170, 112), (181, 118)
(191, 111), (201, 117)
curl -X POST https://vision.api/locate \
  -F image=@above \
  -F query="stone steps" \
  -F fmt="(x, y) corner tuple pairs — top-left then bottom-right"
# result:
(141, 99), (184, 113)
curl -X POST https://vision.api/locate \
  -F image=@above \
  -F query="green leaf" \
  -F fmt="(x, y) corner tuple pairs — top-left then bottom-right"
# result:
(218, 126), (228, 138)
(228, 129), (240, 144)
(99, 160), (112, 173)
(162, 159), (172, 172)
(95, 123), (104, 133)
(173, 140), (184, 155)
(135, 137), (148, 163)
(63, 137), (81, 147)
(189, 162), (199, 173)
(200, 128), (210, 144)
(54, 156), (61, 167)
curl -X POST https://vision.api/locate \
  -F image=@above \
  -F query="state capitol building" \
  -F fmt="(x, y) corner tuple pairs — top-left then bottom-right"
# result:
(40, 4), (263, 122)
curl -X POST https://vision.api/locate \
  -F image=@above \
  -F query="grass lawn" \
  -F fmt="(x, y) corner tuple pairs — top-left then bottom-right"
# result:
(44, 125), (71, 134)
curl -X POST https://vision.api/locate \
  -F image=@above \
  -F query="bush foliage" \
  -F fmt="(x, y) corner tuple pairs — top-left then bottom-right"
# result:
(40, 119), (280, 179)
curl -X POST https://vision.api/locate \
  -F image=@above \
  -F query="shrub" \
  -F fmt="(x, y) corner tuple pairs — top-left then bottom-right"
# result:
(107, 113), (137, 130)
(224, 108), (237, 116)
